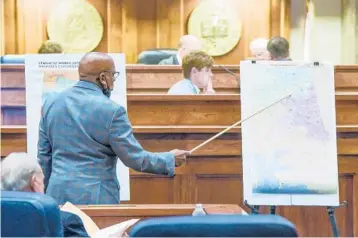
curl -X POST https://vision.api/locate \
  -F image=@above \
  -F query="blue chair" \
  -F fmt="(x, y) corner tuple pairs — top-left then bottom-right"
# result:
(137, 48), (177, 64)
(1, 191), (63, 237)
(129, 214), (298, 237)
(0, 54), (25, 64)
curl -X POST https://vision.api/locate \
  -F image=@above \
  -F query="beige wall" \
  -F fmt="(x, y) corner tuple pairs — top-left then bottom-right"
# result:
(341, 0), (356, 64)
(290, 0), (306, 61)
(290, 0), (357, 64)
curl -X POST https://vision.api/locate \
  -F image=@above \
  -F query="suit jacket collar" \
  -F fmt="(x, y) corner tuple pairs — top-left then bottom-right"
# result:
(75, 80), (103, 93)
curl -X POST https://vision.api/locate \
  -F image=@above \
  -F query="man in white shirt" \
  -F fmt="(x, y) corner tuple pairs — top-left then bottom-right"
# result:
(168, 51), (215, 95)
(159, 35), (202, 65)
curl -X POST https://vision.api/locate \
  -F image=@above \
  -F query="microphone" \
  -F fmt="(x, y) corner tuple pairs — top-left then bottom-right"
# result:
(218, 64), (240, 91)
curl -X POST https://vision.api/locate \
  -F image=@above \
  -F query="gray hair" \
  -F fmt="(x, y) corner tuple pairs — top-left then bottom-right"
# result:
(1, 152), (42, 191)
(267, 36), (290, 59)
(178, 35), (202, 49)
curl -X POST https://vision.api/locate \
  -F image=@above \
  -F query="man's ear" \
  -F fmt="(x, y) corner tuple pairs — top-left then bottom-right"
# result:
(99, 73), (108, 86)
(29, 175), (37, 192)
(30, 175), (44, 193)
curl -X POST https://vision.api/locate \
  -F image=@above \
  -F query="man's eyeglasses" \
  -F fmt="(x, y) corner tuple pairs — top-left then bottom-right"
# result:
(104, 70), (120, 79)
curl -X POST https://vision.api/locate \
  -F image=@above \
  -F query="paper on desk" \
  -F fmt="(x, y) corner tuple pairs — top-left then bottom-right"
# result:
(92, 219), (140, 238)
(61, 202), (100, 237)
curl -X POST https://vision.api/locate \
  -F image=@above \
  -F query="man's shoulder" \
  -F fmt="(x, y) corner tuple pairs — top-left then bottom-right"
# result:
(43, 88), (122, 117)
(60, 211), (89, 237)
(168, 79), (195, 95)
(60, 210), (78, 221)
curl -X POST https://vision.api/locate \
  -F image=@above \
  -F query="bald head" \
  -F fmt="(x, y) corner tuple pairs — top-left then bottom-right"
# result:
(78, 52), (115, 80)
(178, 35), (202, 60)
(78, 52), (117, 97)
(249, 38), (270, 60)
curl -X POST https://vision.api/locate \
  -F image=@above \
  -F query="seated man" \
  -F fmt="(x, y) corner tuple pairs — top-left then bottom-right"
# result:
(267, 36), (291, 61)
(168, 51), (215, 95)
(1, 153), (89, 237)
(249, 38), (270, 60)
(159, 35), (202, 65)
(38, 40), (63, 54)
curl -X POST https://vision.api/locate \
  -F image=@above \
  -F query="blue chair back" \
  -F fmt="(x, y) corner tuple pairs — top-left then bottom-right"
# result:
(1, 191), (63, 237)
(137, 48), (177, 64)
(0, 54), (25, 64)
(129, 214), (298, 237)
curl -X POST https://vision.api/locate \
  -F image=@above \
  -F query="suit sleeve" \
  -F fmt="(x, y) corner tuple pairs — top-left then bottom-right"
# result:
(37, 115), (52, 189)
(60, 211), (89, 237)
(109, 107), (175, 176)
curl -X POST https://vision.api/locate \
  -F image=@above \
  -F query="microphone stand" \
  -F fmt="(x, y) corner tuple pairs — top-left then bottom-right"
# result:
(218, 65), (240, 90)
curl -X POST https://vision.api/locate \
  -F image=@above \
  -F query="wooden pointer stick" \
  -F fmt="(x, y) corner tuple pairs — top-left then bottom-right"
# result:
(189, 94), (292, 154)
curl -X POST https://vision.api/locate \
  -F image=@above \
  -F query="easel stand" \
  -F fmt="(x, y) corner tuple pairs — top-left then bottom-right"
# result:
(327, 201), (347, 237)
(244, 202), (276, 215)
(243, 200), (259, 214)
(269, 206), (276, 214)
(244, 200), (347, 238)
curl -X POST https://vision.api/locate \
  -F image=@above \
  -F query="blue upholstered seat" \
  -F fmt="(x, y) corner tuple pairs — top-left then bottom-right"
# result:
(0, 54), (25, 64)
(129, 214), (298, 237)
(1, 191), (63, 237)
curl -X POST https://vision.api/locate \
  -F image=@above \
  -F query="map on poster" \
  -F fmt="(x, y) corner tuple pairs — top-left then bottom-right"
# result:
(240, 60), (339, 206)
(25, 53), (130, 200)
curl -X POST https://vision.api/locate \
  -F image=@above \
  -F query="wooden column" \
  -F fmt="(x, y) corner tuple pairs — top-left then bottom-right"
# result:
(0, 0), (4, 56)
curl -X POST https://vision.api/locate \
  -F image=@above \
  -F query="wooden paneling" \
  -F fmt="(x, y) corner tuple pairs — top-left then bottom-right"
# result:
(354, 174), (358, 236)
(1, 0), (289, 63)
(0, 0), (4, 55)
(79, 204), (245, 229)
(2, 65), (358, 95)
(196, 175), (243, 204)
(129, 176), (175, 204)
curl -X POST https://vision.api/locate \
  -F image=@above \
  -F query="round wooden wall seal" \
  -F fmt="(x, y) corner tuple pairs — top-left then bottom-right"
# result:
(187, 0), (242, 56)
(47, 0), (103, 53)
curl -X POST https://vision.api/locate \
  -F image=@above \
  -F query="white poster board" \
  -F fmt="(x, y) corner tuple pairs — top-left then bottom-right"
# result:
(25, 53), (130, 200)
(240, 60), (339, 206)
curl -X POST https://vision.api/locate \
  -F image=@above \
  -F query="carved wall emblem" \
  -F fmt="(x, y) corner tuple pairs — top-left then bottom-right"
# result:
(188, 0), (242, 56)
(47, 0), (103, 53)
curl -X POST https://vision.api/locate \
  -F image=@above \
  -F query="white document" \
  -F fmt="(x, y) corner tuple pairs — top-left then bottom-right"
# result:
(240, 60), (339, 206)
(61, 202), (139, 238)
(25, 53), (130, 200)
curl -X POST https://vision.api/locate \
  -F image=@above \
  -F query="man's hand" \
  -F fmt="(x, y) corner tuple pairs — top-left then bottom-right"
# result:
(170, 149), (191, 167)
(203, 87), (216, 94)
(202, 79), (216, 94)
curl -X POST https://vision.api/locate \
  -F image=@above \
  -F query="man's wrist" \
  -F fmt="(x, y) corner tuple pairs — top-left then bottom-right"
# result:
(166, 152), (175, 177)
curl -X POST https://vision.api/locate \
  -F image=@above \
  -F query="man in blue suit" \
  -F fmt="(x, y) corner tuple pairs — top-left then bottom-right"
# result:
(38, 52), (189, 205)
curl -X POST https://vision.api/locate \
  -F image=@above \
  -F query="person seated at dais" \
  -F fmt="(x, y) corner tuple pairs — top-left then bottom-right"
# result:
(248, 38), (270, 60)
(159, 35), (202, 65)
(267, 36), (291, 61)
(168, 50), (215, 95)
(38, 40), (64, 54)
